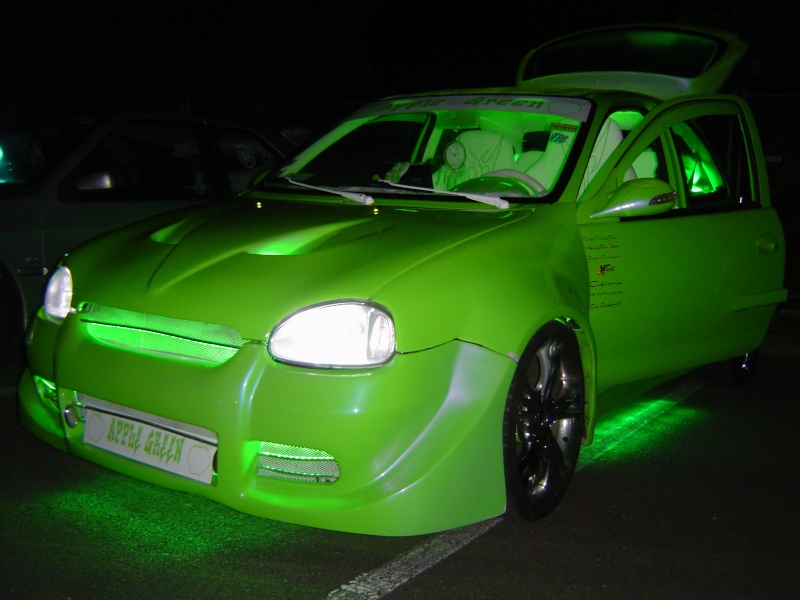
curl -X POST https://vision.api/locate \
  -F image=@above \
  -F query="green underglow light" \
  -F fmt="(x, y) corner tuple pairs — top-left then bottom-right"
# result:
(20, 485), (308, 569)
(581, 394), (707, 465)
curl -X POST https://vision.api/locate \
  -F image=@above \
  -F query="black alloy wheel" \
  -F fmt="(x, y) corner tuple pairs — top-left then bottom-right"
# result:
(503, 321), (585, 519)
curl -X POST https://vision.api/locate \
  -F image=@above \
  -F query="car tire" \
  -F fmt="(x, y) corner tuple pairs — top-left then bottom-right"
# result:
(503, 321), (585, 520)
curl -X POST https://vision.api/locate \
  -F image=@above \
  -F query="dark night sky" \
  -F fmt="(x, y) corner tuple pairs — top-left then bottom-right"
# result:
(3, 1), (799, 127)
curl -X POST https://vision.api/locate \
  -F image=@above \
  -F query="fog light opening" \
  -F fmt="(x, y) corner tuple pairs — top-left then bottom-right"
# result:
(63, 404), (83, 428)
(33, 375), (58, 406)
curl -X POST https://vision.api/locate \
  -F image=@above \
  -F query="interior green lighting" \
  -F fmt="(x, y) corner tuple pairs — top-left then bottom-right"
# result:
(689, 160), (717, 194)
(608, 110), (644, 130)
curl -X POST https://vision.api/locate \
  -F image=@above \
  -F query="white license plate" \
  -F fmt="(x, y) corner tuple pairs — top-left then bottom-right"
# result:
(82, 408), (217, 484)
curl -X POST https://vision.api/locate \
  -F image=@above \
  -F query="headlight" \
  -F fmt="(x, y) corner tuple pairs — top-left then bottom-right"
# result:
(269, 301), (395, 368)
(43, 266), (74, 319)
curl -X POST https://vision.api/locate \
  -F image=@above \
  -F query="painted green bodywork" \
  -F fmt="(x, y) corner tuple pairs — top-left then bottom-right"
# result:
(18, 24), (787, 535)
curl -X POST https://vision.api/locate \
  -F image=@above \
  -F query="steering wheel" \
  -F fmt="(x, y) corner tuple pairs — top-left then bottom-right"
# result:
(453, 169), (546, 197)
(483, 169), (545, 193)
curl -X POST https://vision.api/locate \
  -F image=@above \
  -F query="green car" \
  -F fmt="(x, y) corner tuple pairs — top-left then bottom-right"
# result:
(19, 24), (786, 536)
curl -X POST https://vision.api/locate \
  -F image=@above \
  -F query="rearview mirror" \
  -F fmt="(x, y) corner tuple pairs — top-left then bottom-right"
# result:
(590, 178), (677, 219)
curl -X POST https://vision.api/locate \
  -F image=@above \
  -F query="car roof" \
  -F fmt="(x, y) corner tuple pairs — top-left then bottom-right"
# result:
(515, 23), (747, 101)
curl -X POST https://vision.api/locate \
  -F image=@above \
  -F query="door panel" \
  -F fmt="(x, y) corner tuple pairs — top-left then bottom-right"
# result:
(41, 119), (224, 275)
(582, 207), (785, 388)
(578, 97), (786, 389)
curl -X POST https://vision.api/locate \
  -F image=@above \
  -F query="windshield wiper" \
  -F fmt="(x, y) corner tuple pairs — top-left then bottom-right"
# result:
(283, 178), (374, 205)
(377, 179), (509, 209)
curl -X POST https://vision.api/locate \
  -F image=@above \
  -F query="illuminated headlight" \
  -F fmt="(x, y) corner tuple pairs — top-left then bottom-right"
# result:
(43, 266), (74, 320)
(269, 301), (395, 368)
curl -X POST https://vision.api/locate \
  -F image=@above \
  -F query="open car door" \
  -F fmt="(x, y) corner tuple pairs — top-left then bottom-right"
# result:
(517, 23), (747, 100)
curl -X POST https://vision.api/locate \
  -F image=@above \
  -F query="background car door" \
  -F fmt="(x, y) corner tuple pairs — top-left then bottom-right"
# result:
(208, 125), (286, 193)
(41, 118), (225, 270)
(577, 98), (786, 389)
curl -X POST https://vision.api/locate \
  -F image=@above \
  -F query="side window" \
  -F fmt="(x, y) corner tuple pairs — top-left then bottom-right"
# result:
(627, 142), (665, 181)
(669, 114), (755, 209)
(211, 126), (282, 193)
(580, 109), (658, 196)
(65, 120), (219, 201)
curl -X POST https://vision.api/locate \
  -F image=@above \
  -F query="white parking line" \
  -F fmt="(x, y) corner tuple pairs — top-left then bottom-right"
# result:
(326, 375), (706, 599)
(326, 517), (502, 599)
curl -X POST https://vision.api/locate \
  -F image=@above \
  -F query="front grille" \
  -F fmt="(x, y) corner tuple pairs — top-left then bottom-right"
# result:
(257, 441), (340, 483)
(79, 303), (249, 363)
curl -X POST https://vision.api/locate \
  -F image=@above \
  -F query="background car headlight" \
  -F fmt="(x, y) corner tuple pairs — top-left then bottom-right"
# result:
(43, 266), (74, 319)
(269, 301), (395, 368)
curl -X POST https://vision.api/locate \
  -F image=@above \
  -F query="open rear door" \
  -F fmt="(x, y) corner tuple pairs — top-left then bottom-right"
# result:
(517, 24), (747, 100)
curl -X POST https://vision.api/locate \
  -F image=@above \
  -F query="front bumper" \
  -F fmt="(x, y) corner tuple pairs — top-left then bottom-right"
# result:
(19, 309), (515, 536)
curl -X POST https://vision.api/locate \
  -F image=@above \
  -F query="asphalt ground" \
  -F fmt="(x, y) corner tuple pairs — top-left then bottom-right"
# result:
(1, 309), (798, 599)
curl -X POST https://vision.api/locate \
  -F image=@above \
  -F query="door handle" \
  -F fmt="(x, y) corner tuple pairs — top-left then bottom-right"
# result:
(755, 234), (777, 255)
(17, 267), (49, 276)
(17, 256), (48, 276)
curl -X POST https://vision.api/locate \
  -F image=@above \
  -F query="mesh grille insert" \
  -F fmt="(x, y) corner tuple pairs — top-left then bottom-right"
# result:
(257, 441), (340, 483)
(79, 303), (249, 363)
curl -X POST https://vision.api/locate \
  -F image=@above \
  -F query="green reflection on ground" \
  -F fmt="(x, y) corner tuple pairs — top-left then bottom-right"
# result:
(581, 377), (707, 465)
(18, 476), (305, 564)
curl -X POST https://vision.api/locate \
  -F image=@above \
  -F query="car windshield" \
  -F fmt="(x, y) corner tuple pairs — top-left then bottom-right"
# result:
(260, 94), (591, 203)
(0, 114), (95, 186)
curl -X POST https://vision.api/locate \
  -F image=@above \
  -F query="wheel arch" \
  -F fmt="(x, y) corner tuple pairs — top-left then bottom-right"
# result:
(510, 312), (598, 446)
(565, 316), (597, 445)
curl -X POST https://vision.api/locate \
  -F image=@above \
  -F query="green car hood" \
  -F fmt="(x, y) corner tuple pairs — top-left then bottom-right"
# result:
(66, 200), (536, 346)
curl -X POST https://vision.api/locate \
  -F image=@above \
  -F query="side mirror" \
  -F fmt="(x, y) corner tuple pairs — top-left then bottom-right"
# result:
(590, 178), (677, 219)
(75, 171), (114, 191)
